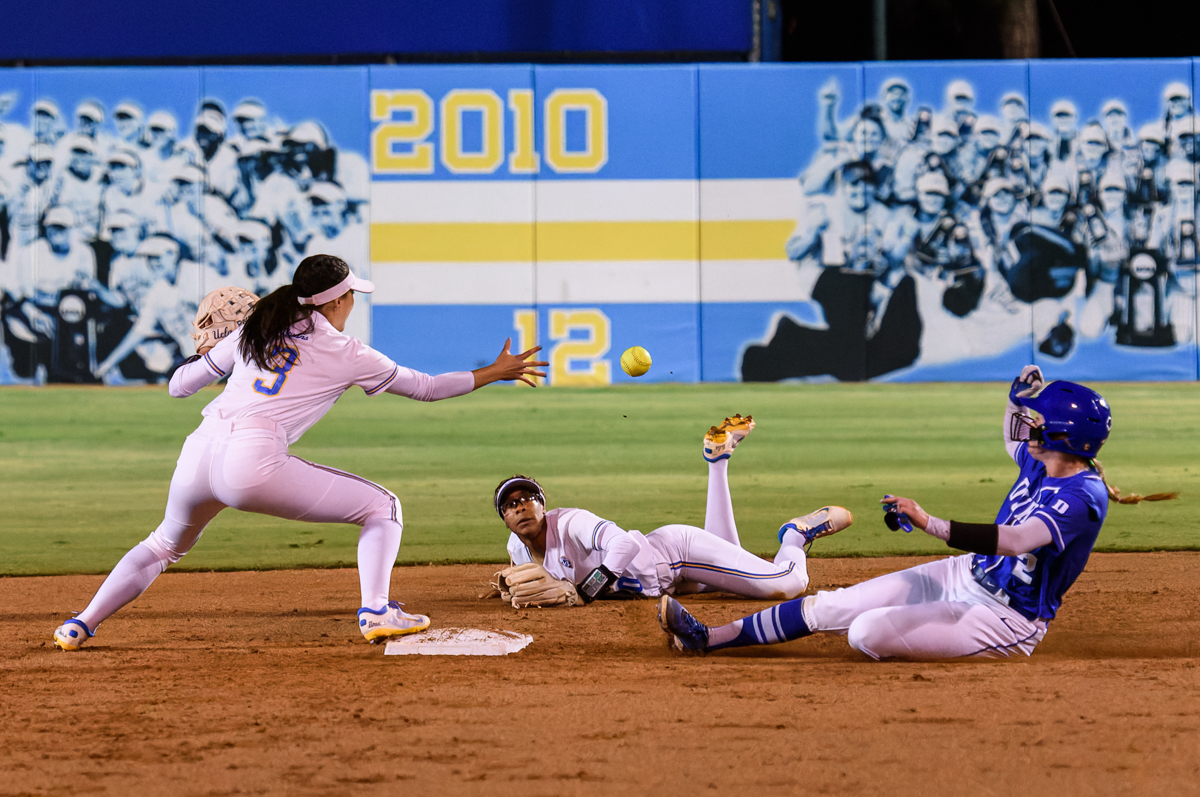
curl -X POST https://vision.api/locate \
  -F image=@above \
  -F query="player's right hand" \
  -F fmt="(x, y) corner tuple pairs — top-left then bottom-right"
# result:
(475, 338), (548, 388)
(881, 495), (930, 532)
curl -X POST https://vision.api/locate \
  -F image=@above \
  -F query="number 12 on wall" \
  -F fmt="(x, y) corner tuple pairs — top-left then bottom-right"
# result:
(514, 309), (611, 387)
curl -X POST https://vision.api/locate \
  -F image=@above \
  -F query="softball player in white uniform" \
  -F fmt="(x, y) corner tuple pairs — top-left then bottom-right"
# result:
(660, 368), (1139, 661)
(53, 254), (545, 650)
(494, 416), (853, 603)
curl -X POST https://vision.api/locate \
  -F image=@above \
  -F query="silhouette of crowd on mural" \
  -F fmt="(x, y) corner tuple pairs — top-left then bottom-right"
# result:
(0, 94), (367, 384)
(742, 78), (1198, 382)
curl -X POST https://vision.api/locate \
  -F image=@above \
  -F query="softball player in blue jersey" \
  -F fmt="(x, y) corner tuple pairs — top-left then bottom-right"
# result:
(661, 367), (1148, 661)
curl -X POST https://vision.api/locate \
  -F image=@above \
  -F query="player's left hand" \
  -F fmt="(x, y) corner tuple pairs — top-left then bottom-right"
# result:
(493, 562), (581, 608)
(474, 338), (548, 388)
(192, 287), (258, 353)
(881, 495), (930, 531)
(1009, 364), (1044, 406)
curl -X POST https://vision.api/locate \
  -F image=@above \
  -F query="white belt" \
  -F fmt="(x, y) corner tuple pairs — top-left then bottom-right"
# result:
(198, 415), (282, 436)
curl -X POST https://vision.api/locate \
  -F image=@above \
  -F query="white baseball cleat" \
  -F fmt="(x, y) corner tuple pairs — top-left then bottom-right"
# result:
(703, 414), (755, 462)
(778, 506), (854, 551)
(53, 619), (93, 651)
(358, 601), (430, 644)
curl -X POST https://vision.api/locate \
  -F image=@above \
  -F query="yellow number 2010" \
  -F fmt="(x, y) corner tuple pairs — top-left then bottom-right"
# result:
(371, 87), (607, 176)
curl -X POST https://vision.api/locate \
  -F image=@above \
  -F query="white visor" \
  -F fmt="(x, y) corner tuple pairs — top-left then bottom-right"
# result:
(297, 268), (375, 306)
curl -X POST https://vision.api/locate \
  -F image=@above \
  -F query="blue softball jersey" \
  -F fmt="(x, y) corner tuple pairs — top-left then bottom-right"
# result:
(972, 442), (1109, 621)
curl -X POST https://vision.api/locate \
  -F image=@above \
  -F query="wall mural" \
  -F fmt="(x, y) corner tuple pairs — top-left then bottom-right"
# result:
(2, 62), (1197, 386)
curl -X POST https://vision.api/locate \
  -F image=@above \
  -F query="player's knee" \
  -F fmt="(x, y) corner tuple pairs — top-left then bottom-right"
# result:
(772, 572), (809, 601)
(847, 612), (889, 661)
(142, 526), (197, 564)
(362, 489), (401, 525)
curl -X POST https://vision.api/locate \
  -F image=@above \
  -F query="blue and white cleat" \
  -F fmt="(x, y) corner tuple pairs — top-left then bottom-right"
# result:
(778, 506), (854, 551)
(703, 414), (755, 462)
(53, 618), (93, 651)
(658, 596), (709, 655)
(358, 601), (430, 644)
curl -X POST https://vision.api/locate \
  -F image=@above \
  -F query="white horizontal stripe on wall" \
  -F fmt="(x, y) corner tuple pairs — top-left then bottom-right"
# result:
(699, 179), (800, 221)
(372, 262), (534, 305)
(370, 179), (803, 224)
(534, 180), (698, 221)
(699, 260), (820, 303)
(370, 182), (534, 223)
(534, 260), (699, 303)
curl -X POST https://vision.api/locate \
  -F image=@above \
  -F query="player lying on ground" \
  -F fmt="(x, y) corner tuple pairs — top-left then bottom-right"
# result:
(485, 415), (853, 607)
(660, 368), (1174, 660)
(52, 254), (546, 651)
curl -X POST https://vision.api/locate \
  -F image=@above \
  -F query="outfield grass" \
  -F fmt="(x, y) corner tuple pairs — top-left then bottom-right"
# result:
(1, 381), (1197, 576)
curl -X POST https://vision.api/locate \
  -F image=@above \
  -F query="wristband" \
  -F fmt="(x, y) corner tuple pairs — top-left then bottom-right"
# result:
(577, 565), (617, 603)
(947, 521), (999, 555)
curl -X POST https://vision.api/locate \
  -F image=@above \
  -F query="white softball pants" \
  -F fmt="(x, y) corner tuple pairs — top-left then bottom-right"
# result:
(76, 417), (403, 631)
(802, 555), (1047, 660)
(646, 459), (809, 600)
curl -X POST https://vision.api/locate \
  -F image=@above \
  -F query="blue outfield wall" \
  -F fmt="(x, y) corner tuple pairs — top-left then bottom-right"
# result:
(1, 60), (1198, 388)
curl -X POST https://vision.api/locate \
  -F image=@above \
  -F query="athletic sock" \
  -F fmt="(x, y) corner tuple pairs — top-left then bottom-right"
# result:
(76, 542), (171, 630)
(775, 529), (808, 567)
(703, 458), (740, 546)
(357, 517), (403, 609)
(706, 597), (813, 651)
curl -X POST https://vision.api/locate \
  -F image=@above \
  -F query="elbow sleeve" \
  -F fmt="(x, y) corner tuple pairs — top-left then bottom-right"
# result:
(947, 521), (999, 556)
(598, 534), (639, 576)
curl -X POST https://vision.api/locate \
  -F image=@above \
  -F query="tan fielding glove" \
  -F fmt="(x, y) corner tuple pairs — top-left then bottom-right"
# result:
(495, 562), (581, 608)
(483, 569), (510, 601)
(192, 287), (258, 353)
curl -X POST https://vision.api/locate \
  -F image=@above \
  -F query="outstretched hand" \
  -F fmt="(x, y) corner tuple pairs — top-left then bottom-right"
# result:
(473, 338), (549, 388)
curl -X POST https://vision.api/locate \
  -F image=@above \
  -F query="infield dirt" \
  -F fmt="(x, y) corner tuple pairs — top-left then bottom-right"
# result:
(4, 553), (1198, 796)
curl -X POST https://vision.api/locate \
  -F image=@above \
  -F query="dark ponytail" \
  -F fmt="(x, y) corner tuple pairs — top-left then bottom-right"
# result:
(238, 254), (351, 371)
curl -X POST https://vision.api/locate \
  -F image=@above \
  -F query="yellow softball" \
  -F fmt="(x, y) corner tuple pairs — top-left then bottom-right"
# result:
(620, 346), (652, 377)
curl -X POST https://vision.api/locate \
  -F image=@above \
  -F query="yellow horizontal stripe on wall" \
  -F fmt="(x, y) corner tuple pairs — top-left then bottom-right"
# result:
(370, 219), (797, 262)
(535, 221), (697, 261)
(372, 223), (534, 262)
(699, 220), (796, 261)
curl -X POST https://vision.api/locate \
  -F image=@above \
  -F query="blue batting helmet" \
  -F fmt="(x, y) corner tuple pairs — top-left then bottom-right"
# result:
(1013, 381), (1112, 456)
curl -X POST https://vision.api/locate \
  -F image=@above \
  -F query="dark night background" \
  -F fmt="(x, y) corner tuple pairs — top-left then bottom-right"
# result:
(784, 0), (1200, 61)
